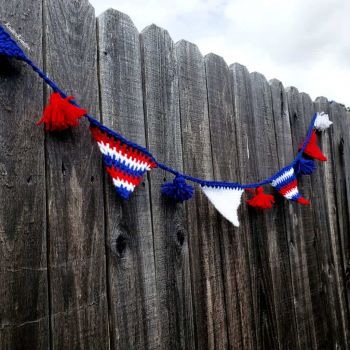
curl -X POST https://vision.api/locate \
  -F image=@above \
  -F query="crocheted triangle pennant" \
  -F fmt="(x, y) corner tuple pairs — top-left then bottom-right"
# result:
(89, 119), (157, 199)
(271, 166), (309, 205)
(201, 186), (244, 227)
(0, 24), (27, 60)
(300, 130), (327, 161)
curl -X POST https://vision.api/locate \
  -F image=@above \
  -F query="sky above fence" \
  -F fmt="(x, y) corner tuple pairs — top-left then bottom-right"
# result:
(90, 0), (349, 107)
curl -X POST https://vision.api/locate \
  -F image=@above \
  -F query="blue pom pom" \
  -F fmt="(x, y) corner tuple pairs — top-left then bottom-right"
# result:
(294, 157), (316, 175)
(161, 176), (194, 202)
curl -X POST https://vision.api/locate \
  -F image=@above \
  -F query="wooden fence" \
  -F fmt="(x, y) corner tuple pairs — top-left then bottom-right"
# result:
(0, 0), (349, 349)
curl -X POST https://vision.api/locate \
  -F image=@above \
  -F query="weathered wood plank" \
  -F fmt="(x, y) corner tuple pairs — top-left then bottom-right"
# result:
(249, 72), (299, 349)
(0, 2), (49, 349)
(231, 63), (292, 349)
(285, 87), (318, 349)
(269, 79), (307, 350)
(313, 97), (350, 349)
(300, 92), (350, 349)
(229, 63), (262, 350)
(300, 93), (330, 348)
(176, 41), (228, 350)
(43, 0), (109, 348)
(329, 102), (350, 276)
(205, 54), (254, 350)
(230, 66), (298, 349)
(98, 9), (160, 350)
(327, 101), (350, 345)
(140, 24), (195, 350)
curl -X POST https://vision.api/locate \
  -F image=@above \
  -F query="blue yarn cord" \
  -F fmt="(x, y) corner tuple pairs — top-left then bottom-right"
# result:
(6, 25), (317, 190)
(158, 112), (317, 189)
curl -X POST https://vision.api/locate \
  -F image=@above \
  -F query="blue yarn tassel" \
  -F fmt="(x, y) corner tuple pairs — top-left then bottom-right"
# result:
(0, 25), (27, 60)
(294, 157), (316, 175)
(161, 176), (194, 202)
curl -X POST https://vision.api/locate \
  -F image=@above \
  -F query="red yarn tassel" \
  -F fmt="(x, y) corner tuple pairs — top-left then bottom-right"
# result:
(246, 187), (275, 209)
(297, 197), (310, 205)
(37, 92), (87, 131)
(299, 130), (327, 161)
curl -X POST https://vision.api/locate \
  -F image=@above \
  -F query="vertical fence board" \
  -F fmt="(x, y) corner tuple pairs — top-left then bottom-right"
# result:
(0, 2), (49, 348)
(176, 40), (228, 350)
(140, 25), (195, 350)
(285, 87), (318, 349)
(328, 101), (350, 344)
(204, 53), (248, 350)
(249, 72), (299, 349)
(269, 79), (301, 349)
(300, 92), (333, 349)
(329, 102), (350, 277)
(230, 63), (264, 349)
(313, 97), (349, 349)
(43, 0), (108, 348)
(98, 9), (160, 350)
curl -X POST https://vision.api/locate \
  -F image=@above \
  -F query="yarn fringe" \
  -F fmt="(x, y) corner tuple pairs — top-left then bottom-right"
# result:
(37, 92), (86, 131)
(297, 197), (310, 205)
(246, 187), (275, 209)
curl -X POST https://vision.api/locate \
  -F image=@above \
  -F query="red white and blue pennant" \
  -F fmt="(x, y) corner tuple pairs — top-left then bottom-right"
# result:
(89, 118), (157, 199)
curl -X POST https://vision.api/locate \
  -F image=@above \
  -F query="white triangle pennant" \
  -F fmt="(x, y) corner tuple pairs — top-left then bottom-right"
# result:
(201, 186), (244, 227)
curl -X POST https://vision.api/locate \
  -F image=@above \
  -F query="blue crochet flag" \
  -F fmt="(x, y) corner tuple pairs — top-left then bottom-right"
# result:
(0, 24), (27, 60)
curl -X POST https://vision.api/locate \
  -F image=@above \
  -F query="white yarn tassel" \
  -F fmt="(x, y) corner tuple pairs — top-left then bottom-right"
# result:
(314, 112), (333, 131)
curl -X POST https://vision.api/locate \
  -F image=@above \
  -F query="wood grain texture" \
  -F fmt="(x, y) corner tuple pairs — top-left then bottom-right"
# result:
(205, 54), (254, 350)
(98, 9), (160, 350)
(269, 79), (306, 350)
(1, 1), (350, 349)
(300, 93), (332, 349)
(176, 41), (228, 350)
(249, 72), (299, 350)
(140, 24), (195, 350)
(285, 87), (318, 349)
(328, 101), (350, 346)
(44, 0), (109, 348)
(314, 97), (350, 349)
(0, 1), (49, 349)
(229, 63), (266, 350)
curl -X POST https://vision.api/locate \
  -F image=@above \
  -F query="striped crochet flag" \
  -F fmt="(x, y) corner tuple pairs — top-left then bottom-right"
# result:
(89, 120), (157, 199)
(270, 166), (309, 205)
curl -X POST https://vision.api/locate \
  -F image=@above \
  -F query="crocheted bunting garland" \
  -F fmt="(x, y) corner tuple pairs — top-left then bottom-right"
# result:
(0, 25), (335, 228)
(201, 186), (244, 227)
(89, 120), (157, 199)
(270, 166), (309, 204)
(0, 25), (27, 60)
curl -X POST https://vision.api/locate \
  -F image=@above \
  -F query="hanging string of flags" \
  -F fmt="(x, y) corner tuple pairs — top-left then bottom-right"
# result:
(0, 24), (333, 227)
